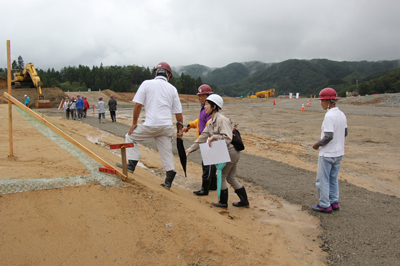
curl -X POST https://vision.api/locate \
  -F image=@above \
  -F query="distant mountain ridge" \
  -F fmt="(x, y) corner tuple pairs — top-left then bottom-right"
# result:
(172, 59), (400, 97)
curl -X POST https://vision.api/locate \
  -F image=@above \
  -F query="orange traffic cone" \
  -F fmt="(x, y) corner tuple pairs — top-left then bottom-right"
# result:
(301, 102), (305, 111)
(273, 98), (276, 105)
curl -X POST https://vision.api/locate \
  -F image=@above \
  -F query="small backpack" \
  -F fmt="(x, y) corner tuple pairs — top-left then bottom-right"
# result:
(231, 126), (245, 151)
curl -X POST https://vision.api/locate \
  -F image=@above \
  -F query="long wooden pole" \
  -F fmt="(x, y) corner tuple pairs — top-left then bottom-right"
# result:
(3, 92), (129, 182)
(7, 40), (13, 157)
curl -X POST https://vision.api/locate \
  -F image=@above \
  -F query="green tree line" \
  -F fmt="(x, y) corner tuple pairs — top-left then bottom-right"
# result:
(2, 56), (399, 97)
(0, 56), (217, 95)
(340, 68), (400, 95)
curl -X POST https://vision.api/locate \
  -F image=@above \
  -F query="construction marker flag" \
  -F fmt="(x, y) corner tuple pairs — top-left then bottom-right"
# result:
(307, 100), (311, 107)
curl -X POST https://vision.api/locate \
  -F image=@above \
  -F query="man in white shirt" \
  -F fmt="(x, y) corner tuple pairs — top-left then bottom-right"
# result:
(122, 62), (183, 189)
(312, 88), (348, 213)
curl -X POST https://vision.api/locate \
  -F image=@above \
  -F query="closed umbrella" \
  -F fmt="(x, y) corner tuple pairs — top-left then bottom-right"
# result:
(176, 124), (187, 177)
(216, 163), (226, 198)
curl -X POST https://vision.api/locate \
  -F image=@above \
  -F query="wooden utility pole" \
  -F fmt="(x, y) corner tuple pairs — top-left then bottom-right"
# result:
(7, 40), (13, 157)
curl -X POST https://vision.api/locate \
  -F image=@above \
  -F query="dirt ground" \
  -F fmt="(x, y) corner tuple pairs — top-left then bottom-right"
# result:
(1, 91), (400, 265)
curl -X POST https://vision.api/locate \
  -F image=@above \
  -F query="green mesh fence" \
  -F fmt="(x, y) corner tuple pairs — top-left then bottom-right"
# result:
(0, 106), (124, 194)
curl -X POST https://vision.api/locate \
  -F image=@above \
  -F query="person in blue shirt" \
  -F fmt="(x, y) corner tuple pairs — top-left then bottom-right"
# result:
(24, 95), (30, 108)
(75, 95), (85, 120)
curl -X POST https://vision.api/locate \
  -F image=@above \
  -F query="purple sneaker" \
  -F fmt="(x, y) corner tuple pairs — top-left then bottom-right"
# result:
(312, 205), (332, 213)
(331, 202), (340, 211)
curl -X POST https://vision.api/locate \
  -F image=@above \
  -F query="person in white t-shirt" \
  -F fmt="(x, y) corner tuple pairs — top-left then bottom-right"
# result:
(312, 88), (348, 213)
(122, 62), (183, 189)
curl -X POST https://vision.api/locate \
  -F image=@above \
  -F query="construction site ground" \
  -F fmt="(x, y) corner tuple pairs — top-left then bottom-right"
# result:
(1, 91), (399, 265)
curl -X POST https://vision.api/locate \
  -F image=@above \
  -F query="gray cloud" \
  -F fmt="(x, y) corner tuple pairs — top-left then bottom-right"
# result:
(1, 0), (399, 71)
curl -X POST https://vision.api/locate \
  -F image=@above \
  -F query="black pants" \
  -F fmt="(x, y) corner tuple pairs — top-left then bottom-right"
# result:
(202, 162), (216, 179)
(77, 109), (84, 119)
(110, 110), (116, 122)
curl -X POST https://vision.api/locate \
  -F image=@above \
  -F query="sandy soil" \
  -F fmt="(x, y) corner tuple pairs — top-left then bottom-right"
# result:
(1, 91), (399, 265)
(0, 103), (324, 265)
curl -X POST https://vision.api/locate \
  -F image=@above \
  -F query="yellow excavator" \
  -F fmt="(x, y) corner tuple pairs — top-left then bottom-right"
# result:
(249, 89), (275, 98)
(12, 63), (51, 108)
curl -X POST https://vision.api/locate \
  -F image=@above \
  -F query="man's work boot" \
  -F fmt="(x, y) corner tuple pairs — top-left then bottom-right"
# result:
(232, 186), (250, 207)
(127, 160), (138, 173)
(211, 188), (228, 208)
(161, 171), (176, 190)
(116, 160), (138, 173)
(193, 179), (211, 196)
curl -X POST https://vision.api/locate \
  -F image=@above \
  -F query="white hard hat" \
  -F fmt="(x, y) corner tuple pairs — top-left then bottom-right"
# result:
(24, 95), (27, 97)
(206, 94), (223, 109)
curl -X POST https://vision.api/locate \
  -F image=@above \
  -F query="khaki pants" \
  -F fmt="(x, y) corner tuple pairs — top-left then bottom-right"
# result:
(125, 124), (175, 171)
(221, 148), (242, 190)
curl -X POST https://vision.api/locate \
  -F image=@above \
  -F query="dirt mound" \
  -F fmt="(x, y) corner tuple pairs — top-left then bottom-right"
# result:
(340, 93), (400, 107)
(0, 87), (68, 108)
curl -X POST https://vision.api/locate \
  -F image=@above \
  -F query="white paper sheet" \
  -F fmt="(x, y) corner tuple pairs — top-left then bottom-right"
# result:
(199, 140), (231, 166)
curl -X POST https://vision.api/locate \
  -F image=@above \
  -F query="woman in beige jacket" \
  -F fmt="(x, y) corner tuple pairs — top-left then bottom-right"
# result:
(186, 94), (249, 208)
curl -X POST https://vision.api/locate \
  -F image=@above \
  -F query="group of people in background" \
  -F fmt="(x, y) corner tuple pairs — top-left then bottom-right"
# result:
(120, 61), (347, 213)
(62, 94), (117, 123)
(63, 95), (90, 120)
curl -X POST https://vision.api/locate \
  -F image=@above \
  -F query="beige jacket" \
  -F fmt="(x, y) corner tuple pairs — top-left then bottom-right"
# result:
(187, 112), (235, 153)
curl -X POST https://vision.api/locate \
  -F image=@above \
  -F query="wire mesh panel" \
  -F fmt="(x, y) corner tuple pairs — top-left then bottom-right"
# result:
(0, 106), (124, 195)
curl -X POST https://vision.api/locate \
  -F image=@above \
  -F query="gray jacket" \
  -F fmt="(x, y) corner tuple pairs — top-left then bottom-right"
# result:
(97, 101), (106, 113)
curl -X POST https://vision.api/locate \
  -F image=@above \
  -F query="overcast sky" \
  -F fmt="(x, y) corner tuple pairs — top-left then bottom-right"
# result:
(1, 0), (400, 71)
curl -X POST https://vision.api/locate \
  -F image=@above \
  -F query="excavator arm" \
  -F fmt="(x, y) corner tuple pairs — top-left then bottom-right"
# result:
(12, 63), (50, 107)
(23, 63), (44, 99)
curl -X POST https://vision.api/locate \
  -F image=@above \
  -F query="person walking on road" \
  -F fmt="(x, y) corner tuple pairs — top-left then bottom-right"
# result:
(76, 95), (84, 120)
(185, 94), (250, 208)
(123, 62), (183, 190)
(182, 84), (217, 196)
(70, 97), (77, 120)
(97, 96), (106, 123)
(312, 87), (348, 213)
(108, 94), (117, 122)
(83, 96), (90, 118)
(63, 97), (70, 119)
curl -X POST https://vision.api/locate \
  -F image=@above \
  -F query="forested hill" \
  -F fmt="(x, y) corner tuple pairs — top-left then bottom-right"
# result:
(174, 59), (400, 97)
(1, 58), (399, 97)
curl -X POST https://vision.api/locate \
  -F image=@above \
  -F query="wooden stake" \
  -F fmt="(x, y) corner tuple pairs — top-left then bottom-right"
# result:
(121, 146), (127, 177)
(58, 98), (64, 110)
(7, 40), (13, 157)
(109, 143), (134, 177)
(2, 92), (129, 182)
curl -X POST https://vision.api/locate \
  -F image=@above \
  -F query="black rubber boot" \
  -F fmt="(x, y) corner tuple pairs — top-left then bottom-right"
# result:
(212, 188), (228, 208)
(127, 160), (138, 173)
(232, 186), (250, 207)
(193, 179), (211, 196)
(209, 174), (217, 191)
(161, 171), (176, 190)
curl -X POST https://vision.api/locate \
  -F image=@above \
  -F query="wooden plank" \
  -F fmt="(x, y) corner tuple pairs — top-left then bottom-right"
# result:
(3, 92), (129, 182)
(109, 143), (134, 149)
